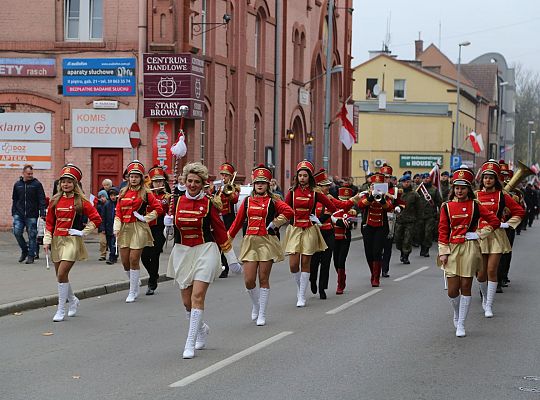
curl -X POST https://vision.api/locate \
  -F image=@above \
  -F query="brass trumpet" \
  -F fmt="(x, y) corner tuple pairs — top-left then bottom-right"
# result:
(222, 171), (238, 196)
(504, 160), (534, 192)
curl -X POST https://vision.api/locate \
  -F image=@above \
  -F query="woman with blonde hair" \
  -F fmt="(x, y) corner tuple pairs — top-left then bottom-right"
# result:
(165, 162), (241, 359)
(228, 164), (293, 325)
(114, 161), (163, 303)
(43, 165), (102, 322)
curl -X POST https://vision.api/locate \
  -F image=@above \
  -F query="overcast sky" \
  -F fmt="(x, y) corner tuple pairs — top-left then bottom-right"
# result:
(351, 0), (540, 74)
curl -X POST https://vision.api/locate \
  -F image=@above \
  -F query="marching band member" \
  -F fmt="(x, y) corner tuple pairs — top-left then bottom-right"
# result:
(332, 186), (357, 294)
(475, 160), (524, 317)
(438, 168), (500, 337)
(43, 165), (102, 322)
(357, 172), (393, 287)
(497, 161), (517, 290)
(141, 166), (170, 295)
(114, 161), (163, 303)
(380, 164), (397, 277)
(165, 162), (242, 359)
(228, 165), (293, 325)
(284, 160), (338, 307)
(215, 162), (240, 278)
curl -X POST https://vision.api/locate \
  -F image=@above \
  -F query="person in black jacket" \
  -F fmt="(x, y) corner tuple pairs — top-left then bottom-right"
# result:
(103, 187), (119, 265)
(12, 165), (46, 264)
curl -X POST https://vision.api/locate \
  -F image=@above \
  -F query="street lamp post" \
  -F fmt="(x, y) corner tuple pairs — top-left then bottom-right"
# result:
(527, 121), (534, 166)
(453, 41), (470, 157)
(323, 0), (335, 171)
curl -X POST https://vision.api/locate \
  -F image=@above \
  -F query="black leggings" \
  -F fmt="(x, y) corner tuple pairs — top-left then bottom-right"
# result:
(141, 225), (166, 289)
(310, 230), (335, 290)
(361, 224), (388, 263)
(333, 236), (351, 270)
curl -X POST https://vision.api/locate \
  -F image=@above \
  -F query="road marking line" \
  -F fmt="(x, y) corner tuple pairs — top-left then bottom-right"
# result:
(325, 289), (382, 315)
(393, 266), (430, 282)
(169, 331), (294, 387)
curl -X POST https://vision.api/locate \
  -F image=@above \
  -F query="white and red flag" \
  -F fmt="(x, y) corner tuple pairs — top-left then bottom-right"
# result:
(338, 103), (356, 150)
(429, 162), (441, 191)
(467, 131), (484, 154)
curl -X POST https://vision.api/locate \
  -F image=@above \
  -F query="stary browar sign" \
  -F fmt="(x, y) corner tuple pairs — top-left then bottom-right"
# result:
(63, 58), (136, 96)
(143, 54), (205, 119)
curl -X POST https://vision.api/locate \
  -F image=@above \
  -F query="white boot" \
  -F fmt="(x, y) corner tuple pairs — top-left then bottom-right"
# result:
(456, 295), (471, 337)
(257, 288), (270, 326)
(296, 272), (310, 307)
(449, 296), (460, 328)
(125, 270), (142, 286)
(478, 280), (488, 310)
(247, 287), (260, 321)
(183, 308), (203, 359)
(126, 269), (140, 303)
(67, 283), (80, 317)
(195, 322), (210, 350)
(53, 283), (69, 322)
(484, 281), (497, 318)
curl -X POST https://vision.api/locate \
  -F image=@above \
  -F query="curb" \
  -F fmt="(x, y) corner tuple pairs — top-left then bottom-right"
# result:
(0, 274), (172, 317)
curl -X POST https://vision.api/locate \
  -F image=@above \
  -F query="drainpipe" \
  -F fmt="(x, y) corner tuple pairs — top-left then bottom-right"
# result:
(273, 1), (282, 180)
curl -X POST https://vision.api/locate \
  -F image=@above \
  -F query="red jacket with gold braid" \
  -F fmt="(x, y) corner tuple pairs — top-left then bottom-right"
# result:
(333, 209), (355, 240)
(357, 194), (393, 227)
(228, 194), (293, 238)
(44, 195), (102, 241)
(476, 189), (525, 230)
(438, 199), (500, 255)
(173, 193), (232, 251)
(285, 186), (337, 228)
(219, 190), (239, 215)
(315, 195), (355, 232)
(149, 191), (169, 227)
(114, 189), (162, 225)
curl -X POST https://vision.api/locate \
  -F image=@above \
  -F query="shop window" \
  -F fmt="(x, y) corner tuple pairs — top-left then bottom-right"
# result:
(65, 0), (103, 41)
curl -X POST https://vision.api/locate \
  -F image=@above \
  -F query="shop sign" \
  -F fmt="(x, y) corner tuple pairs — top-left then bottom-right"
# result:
(0, 112), (52, 141)
(0, 141), (51, 169)
(400, 154), (443, 168)
(71, 109), (135, 148)
(63, 58), (136, 96)
(0, 58), (56, 77)
(152, 121), (173, 173)
(143, 53), (205, 119)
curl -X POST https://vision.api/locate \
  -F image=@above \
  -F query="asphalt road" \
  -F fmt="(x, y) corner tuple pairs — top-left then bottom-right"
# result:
(1, 226), (539, 400)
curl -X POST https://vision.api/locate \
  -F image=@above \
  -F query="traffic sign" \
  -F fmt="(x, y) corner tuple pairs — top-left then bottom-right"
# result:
(451, 155), (462, 170)
(129, 122), (141, 148)
(362, 159), (369, 171)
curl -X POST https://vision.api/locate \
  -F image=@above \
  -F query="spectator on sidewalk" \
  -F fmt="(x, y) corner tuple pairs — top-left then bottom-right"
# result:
(103, 187), (119, 264)
(97, 190), (109, 261)
(12, 165), (47, 264)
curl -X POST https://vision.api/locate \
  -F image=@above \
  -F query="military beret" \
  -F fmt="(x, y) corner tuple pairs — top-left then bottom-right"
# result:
(399, 175), (411, 182)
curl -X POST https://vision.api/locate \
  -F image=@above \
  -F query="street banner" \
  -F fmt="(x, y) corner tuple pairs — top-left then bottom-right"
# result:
(71, 109), (135, 148)
(0, 141), (51, 169)
(152, 121), (173, 173)
(0, 112), (52, 141)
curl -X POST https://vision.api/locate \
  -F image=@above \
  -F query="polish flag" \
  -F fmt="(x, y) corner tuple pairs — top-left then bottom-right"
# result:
(338, 103), (356, 150)
(467, 131), (484, 154)
(429, 163), (441, 191)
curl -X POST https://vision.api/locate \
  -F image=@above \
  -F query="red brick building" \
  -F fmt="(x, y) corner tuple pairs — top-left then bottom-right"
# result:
(0, 0), (352, 228)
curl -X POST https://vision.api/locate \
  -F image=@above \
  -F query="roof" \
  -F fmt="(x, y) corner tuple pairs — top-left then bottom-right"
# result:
(461, 64), (499, 103)
(417, 44), (476, 87)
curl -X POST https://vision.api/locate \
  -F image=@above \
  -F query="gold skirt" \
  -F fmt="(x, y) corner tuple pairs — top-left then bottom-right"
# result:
(51, 235), (88, 263)
(240, 234), (284, 263)
(479, 227), (511, 254)
(166, 242), (222, 289)
(440, 240), (482, 278)
(118, 221), (154, 249)
(283, 225), (327, 256)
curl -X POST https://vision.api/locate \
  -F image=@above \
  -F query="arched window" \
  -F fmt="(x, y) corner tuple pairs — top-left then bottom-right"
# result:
(255, 8), (266, 72)
(255, 14), (261, 70)
(299, 32), (305, 82)
(254, 114), (261, 166)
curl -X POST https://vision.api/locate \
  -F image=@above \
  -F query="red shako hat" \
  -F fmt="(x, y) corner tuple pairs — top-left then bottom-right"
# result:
(219, 162), (235, 176)
(148, 166), (166, 181)
(314, 169), (331, 186)
(252, 164), (272, 183)
(127, 160), (145, 176)
(60, 164), (82, 182)
(452, 168), (474, 186)
(370, 173), (385, 183)
(380, 163), (393, 176)
(296, 160), (315, 175)
(338, 187), (353, 200)
(480, 159), (501, 177)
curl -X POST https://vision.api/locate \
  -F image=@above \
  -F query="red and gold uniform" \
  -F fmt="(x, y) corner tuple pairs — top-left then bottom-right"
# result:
(476, 160), (525, 254)
(43, 166), (102, 263)
(166, 191), (233, 289)
(283, 162), (338, 256)
(217, 162), (240, 221)
(229, 166), (293, 263)
(357, 172), (394, 287)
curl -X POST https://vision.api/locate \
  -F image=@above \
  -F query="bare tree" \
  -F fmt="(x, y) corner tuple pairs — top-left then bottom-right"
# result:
(515, 63), (540, 164)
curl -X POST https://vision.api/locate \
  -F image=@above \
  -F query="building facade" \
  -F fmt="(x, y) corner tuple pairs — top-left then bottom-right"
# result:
(0, 0), (353, 228)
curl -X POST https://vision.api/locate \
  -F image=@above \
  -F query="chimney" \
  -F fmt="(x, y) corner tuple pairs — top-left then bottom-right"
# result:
(415, 39), (424, 60)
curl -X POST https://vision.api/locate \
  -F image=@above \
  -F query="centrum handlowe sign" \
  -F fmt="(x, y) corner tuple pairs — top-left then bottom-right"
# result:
(143, 54), (205, 119)
(400, 154), (443, 168)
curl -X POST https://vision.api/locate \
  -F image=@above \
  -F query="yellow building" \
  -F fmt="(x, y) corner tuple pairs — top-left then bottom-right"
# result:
(351, 53), (479, 180)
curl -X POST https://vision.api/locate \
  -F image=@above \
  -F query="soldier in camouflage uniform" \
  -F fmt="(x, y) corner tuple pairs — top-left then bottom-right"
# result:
(394, 175), (421, 264)
(440, 171), (450, 202)
(417, 173), (442, 257)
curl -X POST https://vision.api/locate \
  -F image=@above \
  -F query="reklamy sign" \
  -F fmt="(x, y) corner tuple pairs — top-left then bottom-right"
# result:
(0, 113), (52, 141)
(0, 58), (56, 77)
(143, 53), (205, 119)
(400, 154), (443, 168)
(63, 58), (136, 96)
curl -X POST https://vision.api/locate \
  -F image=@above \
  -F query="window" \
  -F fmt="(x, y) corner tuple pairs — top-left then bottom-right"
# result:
(200, 119), (206, 165)
(255, 15), (261, 69)
(366, 78), (378, 99)
(394, 79), (406, 99)
(254, 115), (260, 166)
(201, 0), (207, 55)
(65, 0), (103, 41)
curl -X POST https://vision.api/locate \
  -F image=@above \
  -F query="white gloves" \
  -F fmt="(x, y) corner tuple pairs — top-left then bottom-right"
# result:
(465, 232), (480, 240)
(133, 211), (146, 222)
(224, 249), (243, 274)
(394, 206), (401, 214)
(309, 214), (322, 225)
(331, 216), (338, 224)
(68, 229), (84, 237)
(164, 214), (174, 227)
(500, 222), (510, 229)
(266, 221), (276, 231)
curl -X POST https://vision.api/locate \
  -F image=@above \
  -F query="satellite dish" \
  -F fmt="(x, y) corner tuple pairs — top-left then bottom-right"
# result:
(373, 84), (381, 96)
